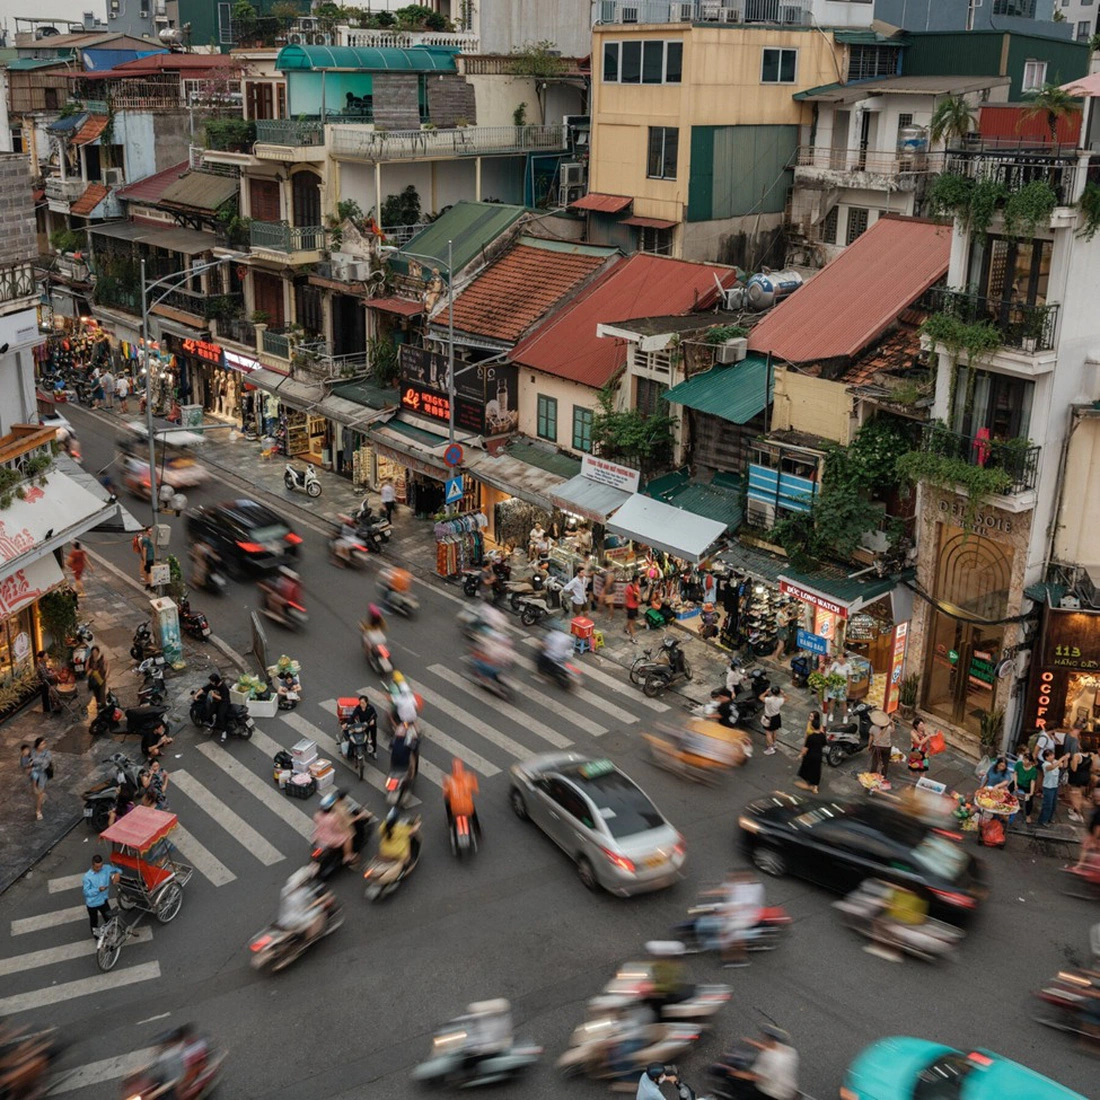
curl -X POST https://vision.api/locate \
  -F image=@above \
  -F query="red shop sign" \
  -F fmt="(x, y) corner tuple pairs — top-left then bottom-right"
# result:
(779, 580), (849, 619)
(182, 338), (223, 365)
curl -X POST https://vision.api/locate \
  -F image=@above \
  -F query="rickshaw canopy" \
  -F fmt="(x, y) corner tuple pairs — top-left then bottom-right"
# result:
(125, 422), (206, 447)
(100, 806), (179, 851)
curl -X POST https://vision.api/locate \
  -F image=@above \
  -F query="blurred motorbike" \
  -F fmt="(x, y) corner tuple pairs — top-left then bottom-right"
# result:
(833, 878), (964, 962)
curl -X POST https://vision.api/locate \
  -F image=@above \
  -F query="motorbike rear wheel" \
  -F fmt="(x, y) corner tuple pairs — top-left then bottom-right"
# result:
(306, 481), (322, 498)
(520, 605), (540, 627)
(827, 744), (848, 768)
(643, 673), (669, 698)
(462, 576), (479, 597)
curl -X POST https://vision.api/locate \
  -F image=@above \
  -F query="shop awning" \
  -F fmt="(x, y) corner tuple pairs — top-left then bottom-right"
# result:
(663, 355), (773, 425)
(54, 453), (141, 532)
(644, 469), (743, 532)
(0, 554), (65, 619)
(242, 368), (395, 430)
(365, 297), (424, 316)
(608, 494), (727, 563)
(474, 450), (570, 513)
(777, 566), (914, 616)
(89, 222), (218, 256)
(369, 418), (458, 480)
(620, 216), (678, 230)
(570, 193), (632, 214)
(547, 472), (632, 525)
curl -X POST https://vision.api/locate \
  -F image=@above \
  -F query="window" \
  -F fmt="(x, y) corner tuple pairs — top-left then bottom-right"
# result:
(847, 44), (901, 82)
(295, 283), (323, 337)
(821, 206), (839, 245)
(572, 405), (593, 452)
(44, 88), (59, 110)
(646, 126), (678, 179)
(1022, 60), (1047, 93)
(572, 770), (664, 839)
(217, 1), (233, 44)
(1079, 20), (1092, 40)
(897, 113), (913, 133)
(761, 47), (797, 84)
(845, 206), (869, 245)
(417, 75), (430, 123)
(542, 779), (594, 828)
(636, 376), (668, 416)
(636, 225), (673, 255)
(536, 394), (557, 441)
(993, 0), (1036, 13)
(249, 178), (281, 222)
(603, 40), (682, 84)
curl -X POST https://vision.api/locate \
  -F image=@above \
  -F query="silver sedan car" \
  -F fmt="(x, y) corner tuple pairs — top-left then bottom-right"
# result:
(509, 752), (685, 896)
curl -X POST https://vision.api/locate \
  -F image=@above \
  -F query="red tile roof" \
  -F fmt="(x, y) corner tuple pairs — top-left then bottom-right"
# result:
(449, 240), (617, 343)
(71, 183), (109, 217)
(365, 297), (424, 316)
(839, 323), (924, 386)
(72, 115), (108, 147)
(570, 193), (632, 214)
(748, 215), (950, 364)
(510, 254), (737, 388)
(115, 161), (190, 205)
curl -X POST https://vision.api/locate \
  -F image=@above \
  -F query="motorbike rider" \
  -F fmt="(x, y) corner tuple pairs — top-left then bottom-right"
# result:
(276, 865), (331, 941)
(726, 658), (749, 695)
(470, 622), (513, 688)
(380, 565), (412, 607)
(869, 881), (931, 961)
(331, 515), (359, 566)
(390, 720), (418, 784)
(332, 789), (372, 863)
(443, 757), (480, 838)
(189, 539), (220, 590)
(389, 671), (420, 733)
(362, 603), (388, 658)
(265, 567), (302, 622)
(201, 673), (229, 737)
(699, 870), (765, 967)
(377, 806), (416, 871)
(313, 790), (355, 866)
(538, 623), (575, 679)
(710, 686), (740, 729)
(461, 999), (513, 1071)
(728, 1026), (799, 1100)
(637, 1063), (679, 1100)
(342, 693), (378, 758)
(642, 942), (692, 1017)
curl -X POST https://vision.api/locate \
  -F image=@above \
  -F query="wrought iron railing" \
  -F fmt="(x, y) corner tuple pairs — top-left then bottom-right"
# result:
(154, 285), (207, 318)
(254, 118), (327, 147)
(380, 222), (432, 245)
(597, 0), (811, 23)
(262, 328), (291, 359)
(926, 287), (1059, 352)
(943, 147), (1087, 206)
(250, 221), (326, 253)
(93, 280), (141, 313)
(0, 261), (37, 305)
(216, 317), (257, 347)
(920, 423), (1041, 495)
(795, 146), (946, 175)
(329, 123), (566, 161)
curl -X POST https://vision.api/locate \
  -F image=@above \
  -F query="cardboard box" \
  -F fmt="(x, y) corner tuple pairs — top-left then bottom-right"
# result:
(308, 758), (332, 778)
(313, 766), (335, 791)
(247, 696), (278, 720)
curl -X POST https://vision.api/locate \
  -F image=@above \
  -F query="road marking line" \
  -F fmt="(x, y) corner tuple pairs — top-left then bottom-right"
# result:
(171, 770), (285, 864)
(0, 928), (153, 977)
(47, 874), (85, 895)
(410, 683), (535, 762)
(0, 962), (161, 1018)
(511, 652), (641, 727)
(193, 743), (314, 841)
(429, 664), (573, 748)
(172, 826), (237, 887)
(48, 1045), (160, 1095)
(504, 674), (607, 738)
(11, 906), (87, 937)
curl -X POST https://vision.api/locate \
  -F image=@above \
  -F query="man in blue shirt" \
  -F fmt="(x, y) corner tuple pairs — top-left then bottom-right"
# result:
(637, 1063), (677, 1099)
(82, 854), (121, 937)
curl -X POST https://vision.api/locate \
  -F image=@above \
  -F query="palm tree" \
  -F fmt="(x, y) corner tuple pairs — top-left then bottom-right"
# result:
(929, 95), (977, 148)
(1021, 82), (1081, 146)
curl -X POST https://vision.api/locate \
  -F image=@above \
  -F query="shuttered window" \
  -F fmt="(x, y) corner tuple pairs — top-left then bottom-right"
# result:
(249, 178), (280, 223)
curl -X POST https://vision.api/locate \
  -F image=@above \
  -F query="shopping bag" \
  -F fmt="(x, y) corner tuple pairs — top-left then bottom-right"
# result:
(928, 730), (946, 755)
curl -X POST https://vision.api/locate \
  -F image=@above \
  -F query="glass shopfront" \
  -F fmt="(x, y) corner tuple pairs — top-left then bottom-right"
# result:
(1024, 606), (1100, 747)
(0, 606), (36, 687)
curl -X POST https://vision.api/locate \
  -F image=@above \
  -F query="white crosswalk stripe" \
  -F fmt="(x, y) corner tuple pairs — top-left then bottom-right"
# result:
(510, 652), (643, 727)
(0, 961), (161, 1017)
(412, 683), (534, 762)
(47, 874), (85, 895)
(11, 906), (88, 937)
(172, 826), (237, 887)
(0, 928), (154, 977)
(428, 665), (573, 748)
(171, 770), (285, 866)
(49, 1045), (159, 1095)
(503, 676), (607, 738)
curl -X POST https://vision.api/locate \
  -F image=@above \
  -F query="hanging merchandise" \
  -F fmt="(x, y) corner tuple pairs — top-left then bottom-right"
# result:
(434, 512), (488, 577)
(494, 497), (552, 555)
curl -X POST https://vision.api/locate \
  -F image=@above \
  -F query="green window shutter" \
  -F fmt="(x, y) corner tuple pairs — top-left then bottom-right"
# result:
(572, 405), (593, 452)
(687, 126), (715, 223)
(537, 394), (558, 441)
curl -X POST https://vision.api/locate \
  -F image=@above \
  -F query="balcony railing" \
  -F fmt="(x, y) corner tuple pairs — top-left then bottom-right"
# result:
(0, 261), (37, 305)
(93, 281), (141, 314)
(796, 146), (946, 176)
(153, 285), (208, 318)
(943, 147), (1089, 206)
(597, 0), (811, 24)
(920, 423), (1041, 496)
(262, 328), (291, 359)
(254, 118), (327, 147)
(341, 28), (480, 50)
(380, 222), (432, 246)
(329, 123), (566, 161)
(250, 221), (326, 253)
(926, 287), (1059, 353)
(216, 317), (257, 347)
(0, 426), (57, 473)
(44, 177), (85, 203)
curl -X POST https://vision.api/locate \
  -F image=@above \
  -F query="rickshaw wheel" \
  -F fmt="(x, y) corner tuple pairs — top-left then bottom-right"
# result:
(155, 881), (183, 923)
(96, 921), (122, 971)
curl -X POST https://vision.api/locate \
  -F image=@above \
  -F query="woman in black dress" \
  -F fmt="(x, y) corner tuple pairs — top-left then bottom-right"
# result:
(795, 710), (826, 793)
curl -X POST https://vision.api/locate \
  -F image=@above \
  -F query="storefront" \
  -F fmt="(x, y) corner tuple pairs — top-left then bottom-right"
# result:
(1024, 601), (1100, 746)
(0, 555), (65, 703)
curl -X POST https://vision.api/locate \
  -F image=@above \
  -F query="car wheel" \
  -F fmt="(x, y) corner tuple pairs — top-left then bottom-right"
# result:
(576, 856), (598, 892)
(509, 788), (529, 821)
(752, 844), (787, 878)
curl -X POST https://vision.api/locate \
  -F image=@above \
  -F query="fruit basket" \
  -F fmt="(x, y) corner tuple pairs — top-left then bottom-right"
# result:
(973, 786), (1018, 816)
(858, 771), (891, 792)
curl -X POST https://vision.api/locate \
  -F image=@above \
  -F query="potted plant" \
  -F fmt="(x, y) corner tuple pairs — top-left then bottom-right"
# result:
(977, 706), (1005, 760)
(898, 674), (919, 721)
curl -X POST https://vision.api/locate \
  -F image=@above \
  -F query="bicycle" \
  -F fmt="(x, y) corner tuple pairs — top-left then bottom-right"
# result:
(95, 914), (139, 972)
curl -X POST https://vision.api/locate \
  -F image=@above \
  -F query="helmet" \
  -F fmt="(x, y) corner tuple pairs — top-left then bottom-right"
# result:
(368, 603), (382, 621)
(646, 1064), (666, 1082)
(384, 806), (400, 829)
(392, 671), (405, 686)
(319, 791), (337, 811)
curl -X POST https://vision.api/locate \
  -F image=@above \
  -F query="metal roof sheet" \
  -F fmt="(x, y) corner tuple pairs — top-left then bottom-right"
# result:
(474, 449), (571, 512)
(276, 44), (457, 72)
(794, 73), (1010, 103)
(329, 378), (400, 410)
(158, 171), (238, 213)
(509, 254), (738, 389)
(392, 201), (528, 282)
(570, 192), (632, 213)
(607, 494), (727, 563)
(364, 296), (424, 316)
(662, 354), (774, 425)
(620, 215), (678, 230)
(777, 566), (912, 610)
(645, 470), (743, 533)
(547, 473), (632, 524)
(115, 161), (190, 204)
(503, 438), (581, 479)
(89, 221), (217, 255)
(748, 216), (950, 365)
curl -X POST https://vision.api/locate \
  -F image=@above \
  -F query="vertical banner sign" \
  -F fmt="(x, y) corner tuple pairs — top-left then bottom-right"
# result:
(883, 621), (910, 714)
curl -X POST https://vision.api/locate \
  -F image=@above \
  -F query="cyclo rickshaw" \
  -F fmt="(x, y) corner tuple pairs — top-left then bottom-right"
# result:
(96, 806), (193, 971)
(642, 717), (750, 784)
(119, 423), (210, 500)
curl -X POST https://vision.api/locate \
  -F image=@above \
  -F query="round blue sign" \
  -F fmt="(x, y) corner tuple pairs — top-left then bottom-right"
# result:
(443, 443), (464, 468)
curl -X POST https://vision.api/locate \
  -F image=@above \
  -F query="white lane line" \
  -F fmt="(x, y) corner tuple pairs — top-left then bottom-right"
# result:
(0, 928), (154, 977)
(429, 664), (573, 748)
(511, 652), (641, 727)
(506, 676), (607, 738)
(0, 962), (161, 1018)
(412, 683), (534, 762)
(170, 770), (285, 865)
(194, 742), (315, 841)
(49, 1046), (160, 1095)
(172, 826), (237, 887)
(47, 874), (85, 895)
(11, 906), (87, 937)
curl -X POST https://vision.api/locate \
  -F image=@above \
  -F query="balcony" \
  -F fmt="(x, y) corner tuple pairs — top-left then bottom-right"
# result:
(795, 146), (945, 192)
(44, 177), (85, 210)
(341, 28), (480, 50)
(0, 261), (38, 308)
(329, 123), (566, 162)
(151, 285), (207, 321)
(919, 423), (1040, 497)
(249, 221), (326, 261)
(926, 287), (1059, 353)
(93, 280), (141, 315)
(215, 317), (257, 347)
(596, 0), (812, 25)
(0, 425), (57, 474)
(254, 117), (330, 162)
(943, 146), (1090, 207)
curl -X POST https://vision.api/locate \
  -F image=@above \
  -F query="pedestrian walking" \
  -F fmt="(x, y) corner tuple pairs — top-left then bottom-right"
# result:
(868, 710), (894, 784)
(795, 711), (826, 793)
(1014, 749), (1038, 825)
(140, 759), (169, 808)
(91, 370), (105, 409)
(825, 652), (853, 723)
(82, 854), (121, 937)
(116, 373), (130, 414)
(136, 527), (155, 587)
(66, 539), (89, 596)
(35, 650), (57, 714)
(22, 736), (52, 820)
(101, 369), (115, 409)
(624, 574), (641, 643)
(86, 645), (108, 713)
(380, 479), (396, 523)
(1067, 748), (1094, 823)
(760, 686), (785, 755)
(1038, 748), (1071, 826)
(908, 716), (930, 773)
(561, 568), (587, 618)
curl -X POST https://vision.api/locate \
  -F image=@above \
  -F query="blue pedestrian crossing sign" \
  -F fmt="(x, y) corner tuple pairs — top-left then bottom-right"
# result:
(445, 475), (464, 504)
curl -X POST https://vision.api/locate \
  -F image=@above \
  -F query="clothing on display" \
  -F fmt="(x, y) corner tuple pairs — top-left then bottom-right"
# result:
(435, 513), (488, 577)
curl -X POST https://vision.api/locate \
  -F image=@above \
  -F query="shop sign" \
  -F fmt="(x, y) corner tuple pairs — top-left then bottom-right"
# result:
(845, 612), (878, 642)
(398, 346), (519, 435)
(780, 580), (849, 619)
(224, 348), (261, 375)
(1039, 607), (1100, 670)
(883, 621), (909, 714)
(796, 628), (828, 655)
(581, 454), (640, 494)
(968, 648), (998, 691)
(938, 498), (1014, 534)
(182, 337), (223, 365)
(815, 608), (838, 642)
(13, 631), (29, 661)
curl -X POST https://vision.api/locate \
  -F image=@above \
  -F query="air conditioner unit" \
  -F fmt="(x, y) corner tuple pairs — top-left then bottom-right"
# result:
(104, 167), (124, 188)
(714, 336), (747, 364)
(298, 17), (315, 31)
(346, 262), (372, 281)
(560, 161), (585, 187)
(722, 7), (742, 21)
(746, 499), (776, 528)
(330, 261), (352, 281)
(311, 32), (332, 46)
(560, 184), (585, 207)
(288, 33), (304, 45)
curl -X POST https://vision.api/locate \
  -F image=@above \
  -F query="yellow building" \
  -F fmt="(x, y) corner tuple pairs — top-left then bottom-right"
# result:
(584, 20), (848, 263)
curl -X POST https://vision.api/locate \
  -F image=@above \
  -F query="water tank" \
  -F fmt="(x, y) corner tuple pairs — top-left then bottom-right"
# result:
(897, 125), (929, 156)
(746, 270), (803, 310)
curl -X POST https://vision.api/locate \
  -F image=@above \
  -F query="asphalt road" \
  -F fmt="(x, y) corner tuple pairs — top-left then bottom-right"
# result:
(0, 405), (1095, 1099)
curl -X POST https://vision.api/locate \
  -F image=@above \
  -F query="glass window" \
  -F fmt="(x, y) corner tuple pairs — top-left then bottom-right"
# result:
(1022, 60), (1047, 92)
(637, 225), (673, 255)
(1078, 20), (1091, 40)
(846, 206), (869, 245)
(636, 376), (668, 416)
(642, 40), (664, 83)
(545, 779), (595, 827)
(603, 41), (619, 82)
(572, 405), (593, 452)
(822, 206), (839, 245)
(666, 41), (683, 83)
(621, 40), (642, 84)
(571, 770), (664, 838)
(950, 368), (1033, 441)
(647, 127), (678, 179)
(972, 235), (1051, 308)
(897, 113), (913, 132)
(536, 394), (557, 441)
(417, 75), (430, 122)
(761, 48), (797, 84)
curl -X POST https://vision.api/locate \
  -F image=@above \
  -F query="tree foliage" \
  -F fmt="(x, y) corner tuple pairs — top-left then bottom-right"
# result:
(590, 384), (674, 478)
(380, 185), (422, 228)
(929, 94), (976, 146)
(1021, 82), (1081, 144)
(509, 41), (568, 78)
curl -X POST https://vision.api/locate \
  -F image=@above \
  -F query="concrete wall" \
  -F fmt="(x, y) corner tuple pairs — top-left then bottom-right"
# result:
(426, 75), (477, 129)
(771, 367), (854, 445)
(478, 0), (593, 58)
(0, 155), (36, 269)
(517, 367), (601, 457)
(0, 350), (38, 436)
(679, 211), (785, 266)
(1054, 415), (1100, 571)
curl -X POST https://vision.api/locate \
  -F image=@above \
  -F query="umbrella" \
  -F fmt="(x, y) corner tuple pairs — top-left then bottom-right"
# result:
(1058, 72), (1100, 97)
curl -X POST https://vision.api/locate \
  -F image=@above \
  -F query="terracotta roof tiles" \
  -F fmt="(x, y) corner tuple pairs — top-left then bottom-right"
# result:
(840, 323), (925, 386)
(70, 183), (109, 217)
(115, 161), (190, 205)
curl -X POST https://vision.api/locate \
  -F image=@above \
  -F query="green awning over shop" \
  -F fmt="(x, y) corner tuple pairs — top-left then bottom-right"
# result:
(663, 354), (773, 425)
(504, 439), (581, 480)
(276, 44), (459, 72)
(778, 565), (915, 611)
(329, 378), (400, 411)
(644, 469), (743, 533)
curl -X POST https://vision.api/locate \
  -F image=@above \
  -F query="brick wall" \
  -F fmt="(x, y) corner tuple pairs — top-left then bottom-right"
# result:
(373, 74), (422, 130)
(0, 155), (37, 268)
(426, 76), (476, 128)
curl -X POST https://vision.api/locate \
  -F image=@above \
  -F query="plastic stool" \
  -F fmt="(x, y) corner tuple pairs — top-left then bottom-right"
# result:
(591, 629), (605, 651)
(573, 636), (591, 655)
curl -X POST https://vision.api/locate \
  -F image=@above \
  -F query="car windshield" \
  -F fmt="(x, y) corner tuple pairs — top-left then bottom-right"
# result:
(571, 769), (664, 839)
(245, 523), (290, 543)
(912, 1054), (974, 1099)
(911, 834), (968, 882)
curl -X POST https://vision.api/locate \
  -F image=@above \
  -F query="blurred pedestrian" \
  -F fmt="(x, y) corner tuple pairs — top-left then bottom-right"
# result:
(760, 686), (785, 756)
(86, 645), (108, 712)
(1038, 748), (1070, 827)
(101, 369), (115, 409)
(624, 574), (641, 643)
(82, 854), (120, 937)
(1067, 747), (1094, 823)
(66, 539), (89, 596)
(136, 527), (155, 587)
(868, 710), (894, 783)
(380, 479), (396, 523)
(1071, 789), (1100, 870)
(24, 737), (52, 821)
(35, 650), (57, 714)
(795, 711), (826, 793)
(562, 568), (587, 617)
(116, 373), (130, 414)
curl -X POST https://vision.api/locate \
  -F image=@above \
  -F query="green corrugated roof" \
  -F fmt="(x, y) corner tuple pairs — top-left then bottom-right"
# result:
(388, 419), (448, 445)
(505, 439), (581, 479)
(276, 44), (458, 72)
(391, 201), (528, 283)
(1024, 582), (1066, 606)
(716, 540), (788, 584)
(644, 468), (743, 533)
(329, 378), (399, 410)
(6, 57), (68, 70)
(779, 565), (914, 607)
(663, 354), (773, 424)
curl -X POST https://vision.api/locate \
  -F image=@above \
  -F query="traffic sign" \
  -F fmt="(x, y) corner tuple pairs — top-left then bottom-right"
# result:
(444, 475), (464, 504)
(443, 443), (464, 468)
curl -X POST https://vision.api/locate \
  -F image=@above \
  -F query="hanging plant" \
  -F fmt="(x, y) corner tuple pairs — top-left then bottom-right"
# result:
(967, 175), (1007, 241)
(921, 310), (1002, 420)
(1002, 180), (1057, 241)
(926, 171), (1005, 240)
(1077, 181), (1100, 241)
(895, 449), (1012, 528)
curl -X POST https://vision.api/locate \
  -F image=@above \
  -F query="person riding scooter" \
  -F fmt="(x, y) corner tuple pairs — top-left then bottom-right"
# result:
(443, 758), (480, 838)
(389, 672), (421, 738)
(380, 565), (413, 609)
(342, 693), (378, 758)
(470, 624), (513, 688)
(331, 516), (359, 566)
(262, 567), (304, 624)
(461, 999), (514, 1071)
(276, 865), (332, 942)
(313, 790), (355, 867)
(719, 1026), (799, 1100)
(538, 624), (575, 679)
(200, 673), (229, 733)
(377, 806), (416, 871)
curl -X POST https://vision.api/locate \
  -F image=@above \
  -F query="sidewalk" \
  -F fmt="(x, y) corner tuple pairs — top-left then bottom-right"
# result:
(0, 556), (235, 894)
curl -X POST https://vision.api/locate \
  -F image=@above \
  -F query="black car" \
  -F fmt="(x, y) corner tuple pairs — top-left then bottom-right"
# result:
(738, 792), (987, 923)
(186, 499), (302, 577)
